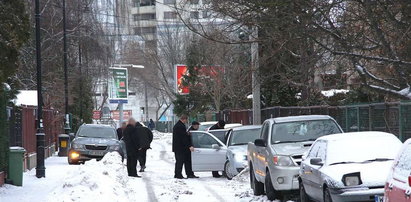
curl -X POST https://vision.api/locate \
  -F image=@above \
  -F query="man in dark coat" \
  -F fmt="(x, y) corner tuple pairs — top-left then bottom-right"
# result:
(172, 115), (197, 179)
(148, 119), (155, 131)
(123, 118), (141, 177)
(116, 122), (127, 140)
(136, 122), (153, 172)
(209, 120), (226, 130)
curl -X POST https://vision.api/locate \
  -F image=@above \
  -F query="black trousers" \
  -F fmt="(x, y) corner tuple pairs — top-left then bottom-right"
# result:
(127, 155), (138, 177)
(174, 151), (194, 177)
(138, 149), (147, 167)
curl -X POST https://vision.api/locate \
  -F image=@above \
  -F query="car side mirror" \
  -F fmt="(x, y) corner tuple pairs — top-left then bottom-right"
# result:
(310, 158), (324, 166)
(212, 144), (220, 150)
(254, 139), (266, 147)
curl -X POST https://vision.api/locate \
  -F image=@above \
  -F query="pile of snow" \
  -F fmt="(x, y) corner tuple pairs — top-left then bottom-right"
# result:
(321, 89), (349, 97)
(47, 152), (132, 202)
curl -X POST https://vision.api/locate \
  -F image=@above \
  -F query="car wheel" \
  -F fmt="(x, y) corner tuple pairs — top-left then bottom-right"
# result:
(68, 157), (78, 165)
(250, 165), (264, 196)
(265, 171), (281, 200)
(224, 161), (235, 180)
(299, 180), (313, 202)
(323, 187), (333, 202)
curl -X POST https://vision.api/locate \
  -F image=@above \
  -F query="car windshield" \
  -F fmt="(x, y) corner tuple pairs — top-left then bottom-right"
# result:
(327, 135), (401, 165)
(208, 130), (227, 143)
(77, 126), (117, 139)
(271, 119), (341, 144)
(229, 128), (261, 146)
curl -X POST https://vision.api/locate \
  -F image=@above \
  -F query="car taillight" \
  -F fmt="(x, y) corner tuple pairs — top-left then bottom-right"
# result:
(273, 156), (278, 165)
(408, 176), (411, 187)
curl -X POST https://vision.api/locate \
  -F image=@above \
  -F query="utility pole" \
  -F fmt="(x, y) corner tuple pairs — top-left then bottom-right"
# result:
(62, 0), (71, 133)
(145, 84), (149, 122)
(251, 26), (261, 125)
(35, 0), (45, 178)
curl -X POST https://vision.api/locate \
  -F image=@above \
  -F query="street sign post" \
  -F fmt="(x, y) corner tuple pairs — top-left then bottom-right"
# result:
(109, 67), (128, 125)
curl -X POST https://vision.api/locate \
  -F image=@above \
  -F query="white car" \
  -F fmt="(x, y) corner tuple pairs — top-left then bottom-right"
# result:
(198, 121), (217, 131)
(299, 131), (402, 202)
(190, 131), (227, 172)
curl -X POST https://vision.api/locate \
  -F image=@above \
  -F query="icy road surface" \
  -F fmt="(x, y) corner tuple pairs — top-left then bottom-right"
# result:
(0, 131), (292, 202)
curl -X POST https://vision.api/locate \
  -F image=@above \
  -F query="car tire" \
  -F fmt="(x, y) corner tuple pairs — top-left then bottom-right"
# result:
(224, 161), (235, 180)
(250, 165), (264, 196)
(299, 180), (313, 202)
(68, 158), (78, 165)
(265, 171), (281, 201)
(323, 187), (333, 202)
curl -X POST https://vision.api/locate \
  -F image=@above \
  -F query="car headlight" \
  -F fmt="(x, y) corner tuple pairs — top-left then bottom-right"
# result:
(342, 172), (362, 186)
(109, 145), (121, 151)
(273, 155), (295, 167)
(71, 143), (83, 149)
(234, 153), (247, 162)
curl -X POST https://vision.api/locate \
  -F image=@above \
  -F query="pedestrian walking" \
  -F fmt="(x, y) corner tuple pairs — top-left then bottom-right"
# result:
(172, 115), (197, 179)
(123, 118), (141, 177)
(148, 119), (155, 131)
(209, 120), (226, 130)
(136, 122), (153, 172)
(116, 121), (127, 140)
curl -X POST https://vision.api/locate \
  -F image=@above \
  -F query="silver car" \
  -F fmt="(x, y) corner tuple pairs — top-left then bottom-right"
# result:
(299, 132), (402, 202)
(190, 131), (227, 173)
(224, 125), (261, 180)
(68, 124), (125, 164)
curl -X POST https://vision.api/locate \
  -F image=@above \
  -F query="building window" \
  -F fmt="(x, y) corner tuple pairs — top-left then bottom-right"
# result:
(134, 27), (157, 35)
(140, 0), (155, 6)
(190, 0), (199, 4)
(133, 13), (156, 21)
(164, 11), (177, 19)
(132, 0), (139, 7)
(202, 10), (210, 18)
(164, 0), (176, 5)
(190, 11), (199, 19)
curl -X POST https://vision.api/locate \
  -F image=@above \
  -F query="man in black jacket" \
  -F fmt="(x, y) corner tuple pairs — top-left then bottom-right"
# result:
(172, 115), (197, 179)
(116, 122), (127, 140)
(209, 120), (225, 130)
(136, 122), (153, 172)
(123, 118), (141, 177)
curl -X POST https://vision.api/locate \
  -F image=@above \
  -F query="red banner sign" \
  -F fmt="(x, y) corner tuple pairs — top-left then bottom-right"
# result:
(92, 110), (101, 120)
(176, 65), (190, 94)
(110, 110), (132, 121)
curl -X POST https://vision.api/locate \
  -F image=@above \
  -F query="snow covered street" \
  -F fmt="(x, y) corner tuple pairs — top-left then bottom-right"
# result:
(0, 132), (285, 202)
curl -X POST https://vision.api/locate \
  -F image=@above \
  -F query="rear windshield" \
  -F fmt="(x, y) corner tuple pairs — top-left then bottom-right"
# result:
(77, 126), (117, 139)
(271, 119), (341, 143)
(229, 128), (261, 146)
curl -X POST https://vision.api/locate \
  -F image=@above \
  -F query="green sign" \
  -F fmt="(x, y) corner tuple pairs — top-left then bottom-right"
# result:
(109, 68), (128, 102)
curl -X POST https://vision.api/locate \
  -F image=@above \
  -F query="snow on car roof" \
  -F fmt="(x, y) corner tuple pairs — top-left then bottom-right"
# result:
(270, 115), (334, 123)
(318, 131), (397, 141)
(232, 125), (261, 131)
(199, 121), (217, 125)
(82, 124), (114, 128)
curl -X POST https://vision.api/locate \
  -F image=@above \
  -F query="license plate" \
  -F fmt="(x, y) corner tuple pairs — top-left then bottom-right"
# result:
(89, 151), (104, 156)
(374, 195), (384, 202)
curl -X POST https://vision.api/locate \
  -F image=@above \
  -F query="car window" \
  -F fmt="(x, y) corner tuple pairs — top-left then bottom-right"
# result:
(228, 128), (261, 146)
(261, 122), (270, 141)
(307, 140), (326, 160)
(77, 126), (117, 139)
(271, 119), (341, 143)
(192, 132), (220, 148)
(394, 143), (411, 178)
(307, 142), (320, 158)
(208, 130), (226, 143)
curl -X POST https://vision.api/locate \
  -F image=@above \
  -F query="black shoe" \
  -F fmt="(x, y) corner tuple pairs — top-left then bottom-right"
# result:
(139, 166), (146, 172)
(187, 175), (199, 178)
(174, 175), (185, 179)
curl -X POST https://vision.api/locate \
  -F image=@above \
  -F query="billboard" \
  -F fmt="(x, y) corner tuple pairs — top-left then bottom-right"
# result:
(92, 110), (101, 120)
(109, 67), (128, 103)
(175, 65), (189, 94)
(111, 110), (132, 121)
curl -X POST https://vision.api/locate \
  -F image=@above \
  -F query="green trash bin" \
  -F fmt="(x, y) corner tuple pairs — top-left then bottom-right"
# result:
(8, 147), (26, 186)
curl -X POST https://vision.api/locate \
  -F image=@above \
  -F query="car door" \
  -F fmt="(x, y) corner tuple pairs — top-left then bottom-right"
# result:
(301, 141), (321, 198)
(387, 143), (411, 202)
(191, 132), (227, 172)
(253, 122), (270, 182)
(311, 140), (327, 200)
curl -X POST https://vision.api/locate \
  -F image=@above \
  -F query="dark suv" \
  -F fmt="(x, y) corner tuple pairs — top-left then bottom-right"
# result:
(68, 124), (125, 164)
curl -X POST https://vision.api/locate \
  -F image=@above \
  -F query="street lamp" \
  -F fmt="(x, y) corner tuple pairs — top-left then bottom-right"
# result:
(111, 64), (144, 125)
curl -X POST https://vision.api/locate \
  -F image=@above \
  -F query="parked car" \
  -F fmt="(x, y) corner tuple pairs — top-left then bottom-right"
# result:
(299, 131), (402, 202)
(224, 125), (261, 180)
(68, 124), (125, 164)
(383, 138), (411, 202)
(190, 131), (227, 172)
(198, 121), (217, 131)
(248, 115), (343, 200)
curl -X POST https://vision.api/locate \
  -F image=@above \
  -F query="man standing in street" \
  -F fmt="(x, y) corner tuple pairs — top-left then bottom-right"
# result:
(148, 119), (155, 131)
(209, 120), (226, 130)
(172, 115), (197, 179)
(123, 118), (141, 177)
(136, 122), (153, 172)
(116, 121), (127, 140)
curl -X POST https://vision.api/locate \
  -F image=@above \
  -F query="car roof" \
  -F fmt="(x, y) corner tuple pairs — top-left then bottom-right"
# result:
(225, 123), (243, 128)
(209, 129), (229, 132)
(317, 131), (398, 142)
(268, 115), (334, 123)
(232, 125), (261, 131)
(81, 124), (114, 128)
(200, 121), (217, 125)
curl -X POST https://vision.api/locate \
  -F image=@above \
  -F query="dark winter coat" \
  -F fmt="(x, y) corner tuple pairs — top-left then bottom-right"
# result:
(136, 125), (153, 149)
(172, 120), (192, 153)
(148, 120), (155, 130)
(187, 126), (198, 147)
(116, 128), (124, 140)
(209, 123), (224, 130)
(123, 124), (140, 157)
